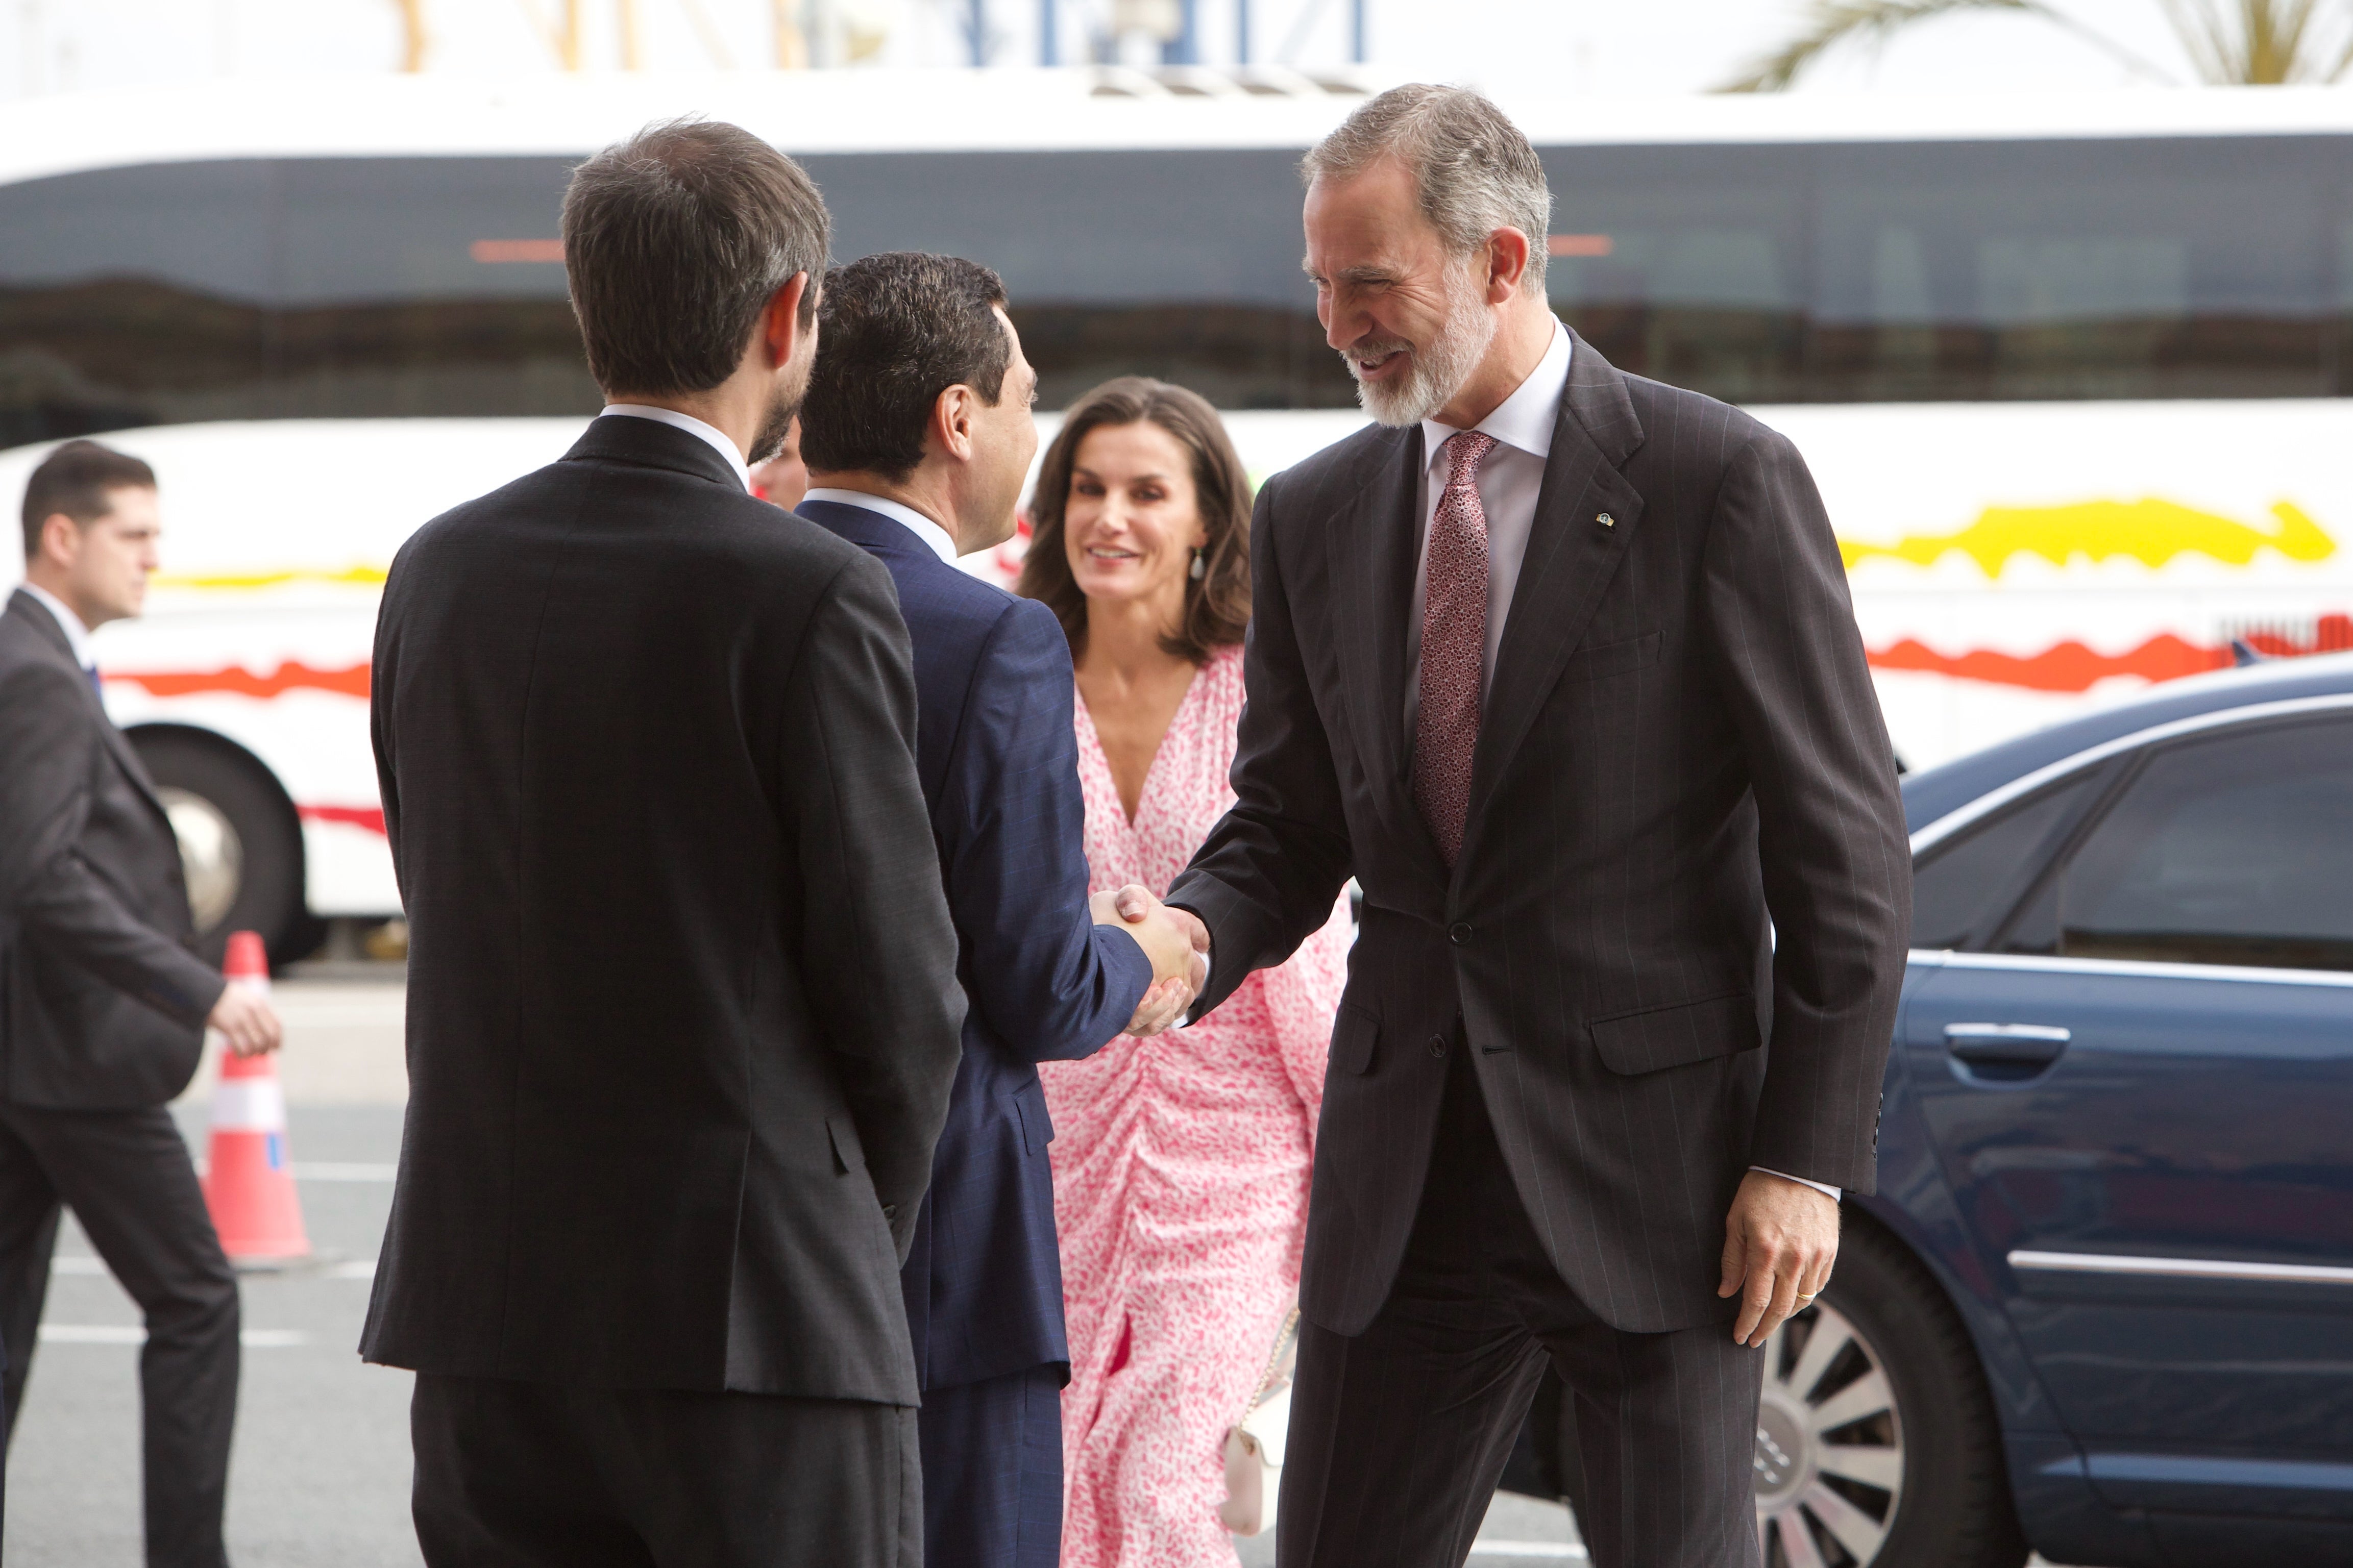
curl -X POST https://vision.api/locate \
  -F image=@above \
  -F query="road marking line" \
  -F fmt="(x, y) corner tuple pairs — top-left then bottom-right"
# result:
(55, 1254), (376, 1280)
(291, 1162), (398, 1182)
(1468, 1546), (1585, 1560)
(186, 1161), (398, 1182)
(40, 1325), (311, 1348)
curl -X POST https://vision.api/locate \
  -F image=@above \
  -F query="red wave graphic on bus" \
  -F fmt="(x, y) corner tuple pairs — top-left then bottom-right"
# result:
(298, 805), (387, 835)
(1871, 616), (2353, 692)
(107, 661), (372, 700)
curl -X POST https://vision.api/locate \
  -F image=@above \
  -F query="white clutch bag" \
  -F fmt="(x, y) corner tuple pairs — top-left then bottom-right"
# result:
(1218, 1306), (1301, 1537)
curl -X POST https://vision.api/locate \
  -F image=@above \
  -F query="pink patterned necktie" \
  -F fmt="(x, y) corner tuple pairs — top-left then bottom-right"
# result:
(1413, 431), (1497, 866)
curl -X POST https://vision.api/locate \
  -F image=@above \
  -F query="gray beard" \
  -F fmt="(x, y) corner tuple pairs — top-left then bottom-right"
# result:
(1346, 270), (1498, 429)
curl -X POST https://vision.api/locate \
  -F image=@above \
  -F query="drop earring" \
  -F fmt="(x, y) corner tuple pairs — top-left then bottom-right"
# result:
(1190, 549), (1207, 581)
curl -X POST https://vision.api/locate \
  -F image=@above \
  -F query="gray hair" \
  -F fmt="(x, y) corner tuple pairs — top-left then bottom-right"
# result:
(1302, 84), (1552, 297)
(562, 117), (831, 397)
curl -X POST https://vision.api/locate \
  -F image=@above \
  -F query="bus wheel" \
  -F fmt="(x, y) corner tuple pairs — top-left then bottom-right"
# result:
(128, 729), (307, 967)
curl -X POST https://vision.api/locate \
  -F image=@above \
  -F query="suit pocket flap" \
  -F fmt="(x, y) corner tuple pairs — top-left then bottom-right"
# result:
(1012, 1078), (1054, 1155)
(1562, 630), (1662, 683)
(1333, 1003), (1379, 1076)
(1587, 992), (1759, 1076)
(825, 1112), (865, 1174)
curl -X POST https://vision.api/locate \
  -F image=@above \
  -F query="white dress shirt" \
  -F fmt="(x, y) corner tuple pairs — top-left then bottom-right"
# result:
(1399, 323), (1841, 1204)
(1405, 317), (1574, 720)
(597, 405), (750, 492)
(801, 488), (961, 565)
(20, 581), (96, 671)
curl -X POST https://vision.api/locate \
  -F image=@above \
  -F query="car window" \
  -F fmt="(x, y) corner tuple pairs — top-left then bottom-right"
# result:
(2050, 717), (2353, 972)
(1909, 773), (2098, 950)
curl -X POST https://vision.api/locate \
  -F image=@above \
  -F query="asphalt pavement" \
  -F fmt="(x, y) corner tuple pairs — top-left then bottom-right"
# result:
(1, 976), (2069, 1567)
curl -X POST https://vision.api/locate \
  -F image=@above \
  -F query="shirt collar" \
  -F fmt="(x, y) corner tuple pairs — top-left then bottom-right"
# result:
(19, 582), (96, 669)
(801, 488), (961, 566)
(597, 405), (751, 492)
(1420, 319), (1573, 473)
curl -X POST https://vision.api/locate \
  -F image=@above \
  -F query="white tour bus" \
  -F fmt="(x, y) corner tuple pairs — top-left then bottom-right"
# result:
(4, 73), (2349, 961)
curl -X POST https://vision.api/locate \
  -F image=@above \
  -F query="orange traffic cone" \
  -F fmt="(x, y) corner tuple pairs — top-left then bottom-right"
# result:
(201, 931), (309, 1266)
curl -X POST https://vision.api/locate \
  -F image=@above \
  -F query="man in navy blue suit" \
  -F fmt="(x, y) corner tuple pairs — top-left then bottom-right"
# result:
(796, 252), (1203, 1568)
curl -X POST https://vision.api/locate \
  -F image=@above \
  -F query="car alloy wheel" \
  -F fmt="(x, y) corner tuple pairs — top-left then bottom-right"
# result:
(1757, 1300), (1904, 1567)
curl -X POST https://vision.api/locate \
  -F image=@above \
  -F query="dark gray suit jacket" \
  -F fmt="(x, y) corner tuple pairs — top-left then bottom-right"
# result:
(361, 416), (967, 1404)
(0, 589), (221, 1108)
(1167, 335), (1911, 1337)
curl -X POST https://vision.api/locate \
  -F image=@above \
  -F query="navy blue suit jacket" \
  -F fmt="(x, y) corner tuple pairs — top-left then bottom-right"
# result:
(799, 498), (1153, 1392)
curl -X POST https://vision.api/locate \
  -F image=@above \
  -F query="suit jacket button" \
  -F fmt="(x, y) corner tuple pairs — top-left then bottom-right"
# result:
(881, 1204), (897, 1222)
(1448, 922), (1475, 945)
(1428, 1034), (1448, 1059)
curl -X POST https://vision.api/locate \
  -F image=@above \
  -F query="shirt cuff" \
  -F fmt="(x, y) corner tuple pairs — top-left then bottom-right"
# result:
(1750, 1165), (1842, 1202)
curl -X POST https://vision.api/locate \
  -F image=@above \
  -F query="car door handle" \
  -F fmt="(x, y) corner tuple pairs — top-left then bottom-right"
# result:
(1944, 1023), (2072, 1067)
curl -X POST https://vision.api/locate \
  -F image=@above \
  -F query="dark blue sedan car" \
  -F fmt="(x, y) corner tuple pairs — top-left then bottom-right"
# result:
(1522, 651), (2353, 1568)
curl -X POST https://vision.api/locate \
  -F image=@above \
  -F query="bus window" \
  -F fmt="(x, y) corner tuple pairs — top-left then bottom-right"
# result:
(804, 148), (1356, 411)
(1814, 137), (2332, 403)
(0, 160), (273, 447)
(1540, 143), (1812, 405)
(273, 158), (595, 420)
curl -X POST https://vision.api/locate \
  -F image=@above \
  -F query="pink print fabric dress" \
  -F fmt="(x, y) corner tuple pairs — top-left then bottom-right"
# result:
(1042, 642), (1350, 1568)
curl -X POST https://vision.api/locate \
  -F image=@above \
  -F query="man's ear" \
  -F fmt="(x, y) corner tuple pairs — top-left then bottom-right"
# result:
(762, 272), (813, 369)
(37, 512), (81, 572)
(931, 383), (977, 463)
(1486, 228), (1531, 304)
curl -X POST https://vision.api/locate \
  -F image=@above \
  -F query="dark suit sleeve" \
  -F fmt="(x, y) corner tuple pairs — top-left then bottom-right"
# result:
(779, 554), (967, 1256)
(1166, 476), (1355, 1019)
(0, 660), (224, 1028)
(368, 568), (403, 883)
(941, 599), (1151, 1063)
(1701, 430), (1911, 1194)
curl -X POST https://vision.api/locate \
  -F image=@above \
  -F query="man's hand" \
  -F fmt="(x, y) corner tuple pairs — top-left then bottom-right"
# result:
(1719, 1169), (1839, 1348)
(208, 985), (283, 1060)
(1112, 885), (1210, 976)
(1122, 977), (1191, 1037)
(1092, 886), (1210, 1036)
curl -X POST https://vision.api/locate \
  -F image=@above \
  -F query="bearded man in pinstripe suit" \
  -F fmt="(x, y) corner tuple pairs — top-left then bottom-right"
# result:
(1149, 86), (1911, 1568)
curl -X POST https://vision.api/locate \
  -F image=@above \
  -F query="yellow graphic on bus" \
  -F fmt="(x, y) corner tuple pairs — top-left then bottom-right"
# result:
(1839, 500), (2334, 576)
(151, 564), (391, 591)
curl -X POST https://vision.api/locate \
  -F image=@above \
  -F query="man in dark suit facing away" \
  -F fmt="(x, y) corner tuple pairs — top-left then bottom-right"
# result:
(1144, 87), (1913, 1568)
(0, 439), (284, 1568)
(363, 120), (967, 1567)
(796, 253), (1204, 1568)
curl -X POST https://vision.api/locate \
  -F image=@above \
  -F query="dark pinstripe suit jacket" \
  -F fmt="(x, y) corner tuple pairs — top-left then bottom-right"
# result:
(799, 499), (1153, 1392)
(1167, 334), (1911, 1336)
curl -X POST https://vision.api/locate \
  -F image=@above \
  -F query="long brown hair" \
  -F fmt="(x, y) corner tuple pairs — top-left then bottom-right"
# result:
(1017, 377), (1252, 664)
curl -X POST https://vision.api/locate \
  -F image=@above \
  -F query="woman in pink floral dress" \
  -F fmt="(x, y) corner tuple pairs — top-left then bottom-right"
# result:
(1018, 379), (1349, 1568)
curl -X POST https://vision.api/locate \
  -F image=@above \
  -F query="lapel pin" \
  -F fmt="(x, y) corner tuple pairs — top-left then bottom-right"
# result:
(1597, 512), (1615, 528)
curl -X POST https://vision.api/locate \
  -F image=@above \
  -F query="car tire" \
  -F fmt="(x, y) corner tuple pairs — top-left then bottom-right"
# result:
(1547, 1218), (2029, 1568)
(128, 729), (307, 967)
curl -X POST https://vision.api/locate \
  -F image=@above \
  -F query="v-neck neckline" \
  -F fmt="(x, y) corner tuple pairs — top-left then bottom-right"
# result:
(1077, 658), (1208, 830)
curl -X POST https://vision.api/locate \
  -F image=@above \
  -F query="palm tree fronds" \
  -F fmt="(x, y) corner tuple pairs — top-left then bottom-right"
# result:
(1721, 0), (2184, 92)
(2162, 0), (2333, 83)
(1719, 0), (2046, 92)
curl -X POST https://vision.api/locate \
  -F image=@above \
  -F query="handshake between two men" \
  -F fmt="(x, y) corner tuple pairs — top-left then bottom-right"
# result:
(1093, 885), (1212, 1038)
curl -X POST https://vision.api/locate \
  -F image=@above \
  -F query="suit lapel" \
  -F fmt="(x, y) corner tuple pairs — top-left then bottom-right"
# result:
(11, 590), (176, 824)
(1328, 425), (1448, 881)
(97, 717), (172, 825)
(1463, 335), (1648, 851)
